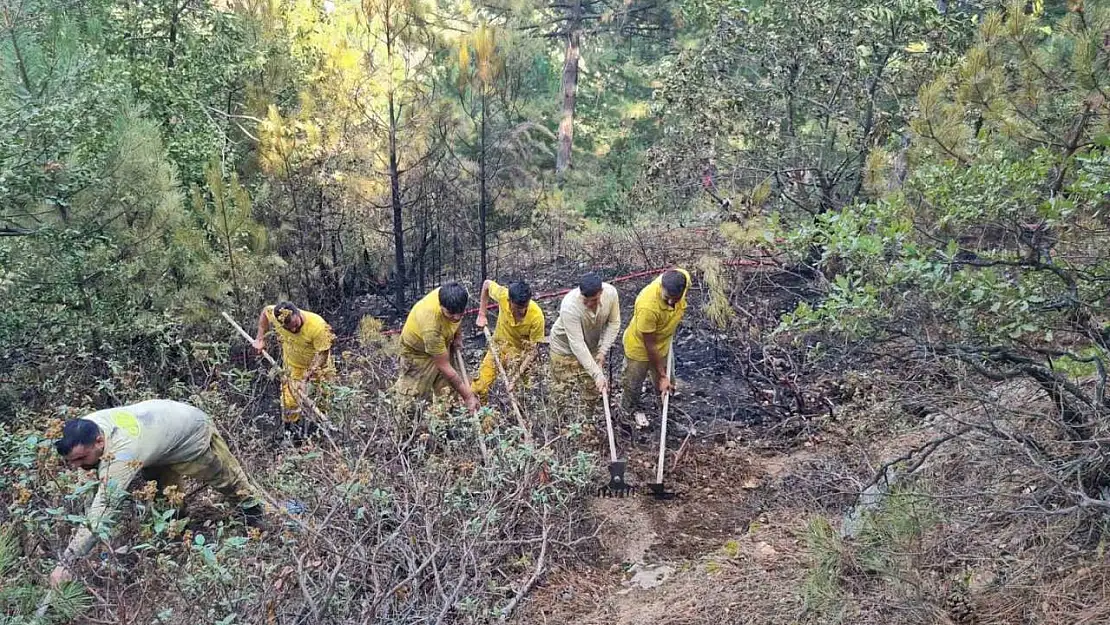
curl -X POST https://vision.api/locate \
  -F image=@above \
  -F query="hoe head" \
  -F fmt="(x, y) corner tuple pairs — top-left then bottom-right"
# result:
(597, 459), (634, 497)
(646, 482), (677, 500)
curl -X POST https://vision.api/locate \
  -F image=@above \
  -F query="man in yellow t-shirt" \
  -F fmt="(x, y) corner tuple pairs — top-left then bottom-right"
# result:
(252, 301), (335, 429)
(621, 269), (691, 413)
(394, 282), (479, 412)
(473, 280), (545, 399)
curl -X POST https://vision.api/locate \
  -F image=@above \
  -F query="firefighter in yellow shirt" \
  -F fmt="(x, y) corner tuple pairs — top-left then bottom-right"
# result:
(251, 301), (335, 432)
(394, 282), (480, 412)
(473, 280), (545, 399)
(621, 269), (691, 413)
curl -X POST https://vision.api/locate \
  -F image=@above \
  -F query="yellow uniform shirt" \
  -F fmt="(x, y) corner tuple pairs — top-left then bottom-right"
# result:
(264, 306), (334, 370)
(622, 269), (691, 362)
(400, 288), (461, 357)
(488, 281), (545, 349)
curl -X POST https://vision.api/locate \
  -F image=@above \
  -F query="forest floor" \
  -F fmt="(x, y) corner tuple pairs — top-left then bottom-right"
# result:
(489, 245), (849, 624)
(333, 224), (846, 623)
(96, 224), (1110, 624)
(377, 225), (1108, 625)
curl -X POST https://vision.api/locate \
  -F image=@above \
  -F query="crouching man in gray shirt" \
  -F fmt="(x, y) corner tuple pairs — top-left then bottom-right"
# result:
(49, 399), (265, 586)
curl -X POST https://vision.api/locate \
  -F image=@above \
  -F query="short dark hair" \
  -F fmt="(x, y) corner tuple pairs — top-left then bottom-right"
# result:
(508, 281), (532, 306)
(55, 419), (100, 456)
(274, 301), (300, 322)
(661, 270), (687, 297)
(439, 282), (469, 314)
(580, 273), (603, 297)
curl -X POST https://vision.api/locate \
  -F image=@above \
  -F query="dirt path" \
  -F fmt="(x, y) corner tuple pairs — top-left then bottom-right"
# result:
(512, 443), (833, 624)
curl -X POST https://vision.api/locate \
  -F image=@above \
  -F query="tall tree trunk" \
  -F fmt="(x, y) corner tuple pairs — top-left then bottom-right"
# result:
(389, 91), (407, 309)
(556, 14), (581, 182)
(167, 0), (184, 69)
(479, 92), (489, 283)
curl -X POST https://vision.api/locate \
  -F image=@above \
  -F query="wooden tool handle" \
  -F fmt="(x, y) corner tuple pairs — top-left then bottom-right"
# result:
(655, 349), (675, 484)
(482, 326), (533, 444)
(602, 387), (618, 463)
(455, 349), (472, 386)
(456, 350), (490, 463)
(221, 311), (277, 366)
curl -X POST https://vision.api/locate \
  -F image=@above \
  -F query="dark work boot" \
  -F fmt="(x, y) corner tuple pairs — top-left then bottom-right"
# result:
(241, 503), (269, 532)
(282, 419), (307, 446)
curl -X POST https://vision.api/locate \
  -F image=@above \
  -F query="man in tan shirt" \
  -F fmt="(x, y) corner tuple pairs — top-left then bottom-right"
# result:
(49, 400), (263, 587)
(548, 273), (621, 400)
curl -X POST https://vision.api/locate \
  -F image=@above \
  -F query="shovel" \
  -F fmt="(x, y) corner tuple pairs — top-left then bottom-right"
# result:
(597, 386), (632, 497)
(647, 349), (677, 500)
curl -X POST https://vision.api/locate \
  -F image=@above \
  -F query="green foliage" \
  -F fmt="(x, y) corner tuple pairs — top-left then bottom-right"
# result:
(191, 158), (282, 315)
(0, 0), (292, 409)
(0, 432), (92, 623)
(0, 367), (603, 622)
(776, 3), (1110, 394)
(854, 487), (937, 578)
(802, 516), (846, 613)
(648, 0), (980, 218)
(802, 486), (937, 619)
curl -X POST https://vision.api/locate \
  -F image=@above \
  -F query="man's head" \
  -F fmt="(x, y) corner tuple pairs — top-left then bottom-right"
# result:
(274, 301), (304, 333)
(439, 282), (469, 322)
(660, 270), (687, 308)
(508, 281), (532, 320)
(579, 273), (603, 311)
(55, 419), (106, 470)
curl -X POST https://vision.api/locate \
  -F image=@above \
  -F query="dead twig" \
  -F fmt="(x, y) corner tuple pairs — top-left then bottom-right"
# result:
(499, 505), (550, 621)
(671, 432), (694, 472)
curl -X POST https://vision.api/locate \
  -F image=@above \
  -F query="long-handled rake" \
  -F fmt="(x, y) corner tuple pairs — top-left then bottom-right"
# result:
(597, 386), (633, 497)
(481, 326), (534, 445)
(647, 349), (677, 500)
(455, 349), (490, 464)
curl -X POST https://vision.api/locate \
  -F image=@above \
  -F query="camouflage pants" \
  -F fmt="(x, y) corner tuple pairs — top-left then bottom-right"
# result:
(141, 428), (260, 509)
(549, 352), (601, 403)
(280, 361), (335, 424)
(392, 343), (459, 402)
(620, 358), (665, 413)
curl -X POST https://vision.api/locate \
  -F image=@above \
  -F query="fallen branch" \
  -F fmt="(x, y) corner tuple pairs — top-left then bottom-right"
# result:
(671, 432), (693, 472)
(499, 506), (550, 621)
(842, 427), (967, 538)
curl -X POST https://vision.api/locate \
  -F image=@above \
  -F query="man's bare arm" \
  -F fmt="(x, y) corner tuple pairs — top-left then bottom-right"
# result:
(476, 280), (492, 328)
(252, 308), (271, 350)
